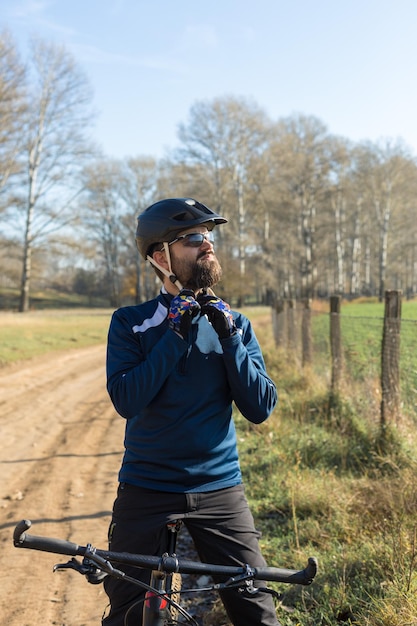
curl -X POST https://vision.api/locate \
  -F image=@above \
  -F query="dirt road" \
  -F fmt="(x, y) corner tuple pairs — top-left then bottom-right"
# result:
(0, 345), (125, 625)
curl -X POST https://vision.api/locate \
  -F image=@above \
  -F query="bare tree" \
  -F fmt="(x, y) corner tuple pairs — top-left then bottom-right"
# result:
(268, 114), (333, 298)
(14, 38), (95, 312)
(0, 30), (26, 202)
(326, 138), (353, 295)
(81, 159), (131, 308)
(177, 96), (271, 304)
(121, 157), (159, 302)
(356, 141), (417, 300)
(346, 145), (376, 296)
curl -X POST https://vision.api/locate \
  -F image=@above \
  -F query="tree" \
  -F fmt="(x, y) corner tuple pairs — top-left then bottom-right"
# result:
(355, 141), (417, 300)
(81, 157), (162, 306)
(81, 159), (130, 308)
(14, 38), (95, 312)
(375, 145), (416, 301)
(177, 96), (271, 304)
(267, 114), (334, 298)
(122, 157), (159, 302)
(0, 30), (26, 202)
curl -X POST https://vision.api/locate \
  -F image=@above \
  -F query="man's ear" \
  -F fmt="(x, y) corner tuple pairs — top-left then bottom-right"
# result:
(152, 249), (169, 270)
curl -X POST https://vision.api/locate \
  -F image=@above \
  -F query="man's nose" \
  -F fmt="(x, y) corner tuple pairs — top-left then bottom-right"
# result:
(200, 235), (213, 250)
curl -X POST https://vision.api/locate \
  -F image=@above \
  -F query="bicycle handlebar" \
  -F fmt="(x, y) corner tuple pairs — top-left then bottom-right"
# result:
(14, 520), (82, 556)
(14, 519), (318, 586)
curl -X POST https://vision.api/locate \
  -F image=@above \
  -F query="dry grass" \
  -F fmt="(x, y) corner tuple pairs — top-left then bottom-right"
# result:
(242, 307), (417, 625)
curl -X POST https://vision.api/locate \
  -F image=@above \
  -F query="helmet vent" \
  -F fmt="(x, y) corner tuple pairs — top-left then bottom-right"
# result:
(172, 211), (193, 222)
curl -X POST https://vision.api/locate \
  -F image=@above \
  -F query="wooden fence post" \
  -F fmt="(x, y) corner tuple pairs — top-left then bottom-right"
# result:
(302, 298), (312, 366)
(380, 290), (402, 430)
(287, 299), (297, 352)
(272, 299), (286, 346)
(330, 295), (342, 394)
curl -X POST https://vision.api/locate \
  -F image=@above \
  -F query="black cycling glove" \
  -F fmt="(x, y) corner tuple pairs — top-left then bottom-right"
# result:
(197, 294), (237, 339)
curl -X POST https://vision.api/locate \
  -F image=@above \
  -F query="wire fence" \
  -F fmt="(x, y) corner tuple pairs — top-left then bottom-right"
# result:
(271, 293), (417, 425)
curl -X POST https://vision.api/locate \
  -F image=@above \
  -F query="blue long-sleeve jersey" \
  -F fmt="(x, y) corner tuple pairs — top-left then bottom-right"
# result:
(106, 289), (278, 493)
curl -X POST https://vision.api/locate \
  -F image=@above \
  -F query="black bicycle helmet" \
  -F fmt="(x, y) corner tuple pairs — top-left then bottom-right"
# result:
(136, 197), (227, 259)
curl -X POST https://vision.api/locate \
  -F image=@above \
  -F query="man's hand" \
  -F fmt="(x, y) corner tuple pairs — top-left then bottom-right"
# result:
(168, 290), (201, 339)
(197, 294), (237, 339)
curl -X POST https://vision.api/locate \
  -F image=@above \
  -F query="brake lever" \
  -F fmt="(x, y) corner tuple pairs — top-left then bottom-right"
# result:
(53, 552), (107, 584)
(53, 557), (89, 574)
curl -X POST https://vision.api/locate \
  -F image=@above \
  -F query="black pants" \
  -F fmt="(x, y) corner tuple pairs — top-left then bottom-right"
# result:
(102, 483), (281, 626)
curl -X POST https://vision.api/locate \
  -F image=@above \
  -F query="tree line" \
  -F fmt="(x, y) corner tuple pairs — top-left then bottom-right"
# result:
(1, 29), (417, 311)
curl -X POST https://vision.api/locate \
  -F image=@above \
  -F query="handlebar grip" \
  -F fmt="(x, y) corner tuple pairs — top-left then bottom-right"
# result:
(255, 556), (318, 585)
(298, 556), (318, 584)
(13, 520), (82, 557)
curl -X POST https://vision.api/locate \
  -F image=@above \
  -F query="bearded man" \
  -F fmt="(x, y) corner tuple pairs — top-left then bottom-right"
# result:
(103, 198), (280, 626)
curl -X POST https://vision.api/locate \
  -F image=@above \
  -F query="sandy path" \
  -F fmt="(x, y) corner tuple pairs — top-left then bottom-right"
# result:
(0, 345), (125, 625)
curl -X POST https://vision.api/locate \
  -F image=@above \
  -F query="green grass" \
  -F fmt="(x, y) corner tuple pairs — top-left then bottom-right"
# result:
(0, 309), (112, 366)
(240, 308), (417, 626)
(310, 298), (417, 417)
(0, 286), (110, 311)
(340, 299), (417, 320)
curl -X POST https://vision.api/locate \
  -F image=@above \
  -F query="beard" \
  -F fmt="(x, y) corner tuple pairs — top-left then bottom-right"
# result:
(172, 252), (222, 291)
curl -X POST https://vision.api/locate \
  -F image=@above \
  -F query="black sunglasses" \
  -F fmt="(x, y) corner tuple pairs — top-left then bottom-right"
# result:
(168, 232), (215, 248)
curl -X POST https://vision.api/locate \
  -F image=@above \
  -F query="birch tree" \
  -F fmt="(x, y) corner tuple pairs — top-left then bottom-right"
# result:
(81, 160), (130, 308)
(0, 30), (26, 202)
(121, 156), (159, 302)
(357, 141), (416, 300)
(16, 38), (95, 312)
(271, 114), (333, 298)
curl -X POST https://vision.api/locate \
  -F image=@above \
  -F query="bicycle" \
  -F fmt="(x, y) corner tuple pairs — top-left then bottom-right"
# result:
(14, 518), (318, 626)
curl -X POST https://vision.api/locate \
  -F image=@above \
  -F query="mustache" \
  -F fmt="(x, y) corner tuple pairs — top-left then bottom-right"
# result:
(197, 250), (214, 261)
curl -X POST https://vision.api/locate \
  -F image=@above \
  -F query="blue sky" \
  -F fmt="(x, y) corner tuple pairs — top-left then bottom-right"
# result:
(1, 0), (416, 160)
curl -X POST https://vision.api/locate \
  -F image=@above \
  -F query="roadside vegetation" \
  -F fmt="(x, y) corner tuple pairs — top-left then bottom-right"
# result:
(1, 301), (416, 625)
(241, 306), (417, 626)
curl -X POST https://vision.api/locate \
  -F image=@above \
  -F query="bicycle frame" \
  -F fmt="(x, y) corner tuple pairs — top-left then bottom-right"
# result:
(14, 519), (318, 625)
(142, 520), (183, 626)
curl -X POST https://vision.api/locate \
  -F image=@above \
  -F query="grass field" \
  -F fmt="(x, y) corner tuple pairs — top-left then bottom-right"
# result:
(304, 299), (417, 417)
(0, 309), (113, 366)
(1, 302), (417, 624)
(253, 302), (417, 626)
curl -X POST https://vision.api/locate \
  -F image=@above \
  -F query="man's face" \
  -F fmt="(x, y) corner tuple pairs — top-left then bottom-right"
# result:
(169, 225), (222, 291)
